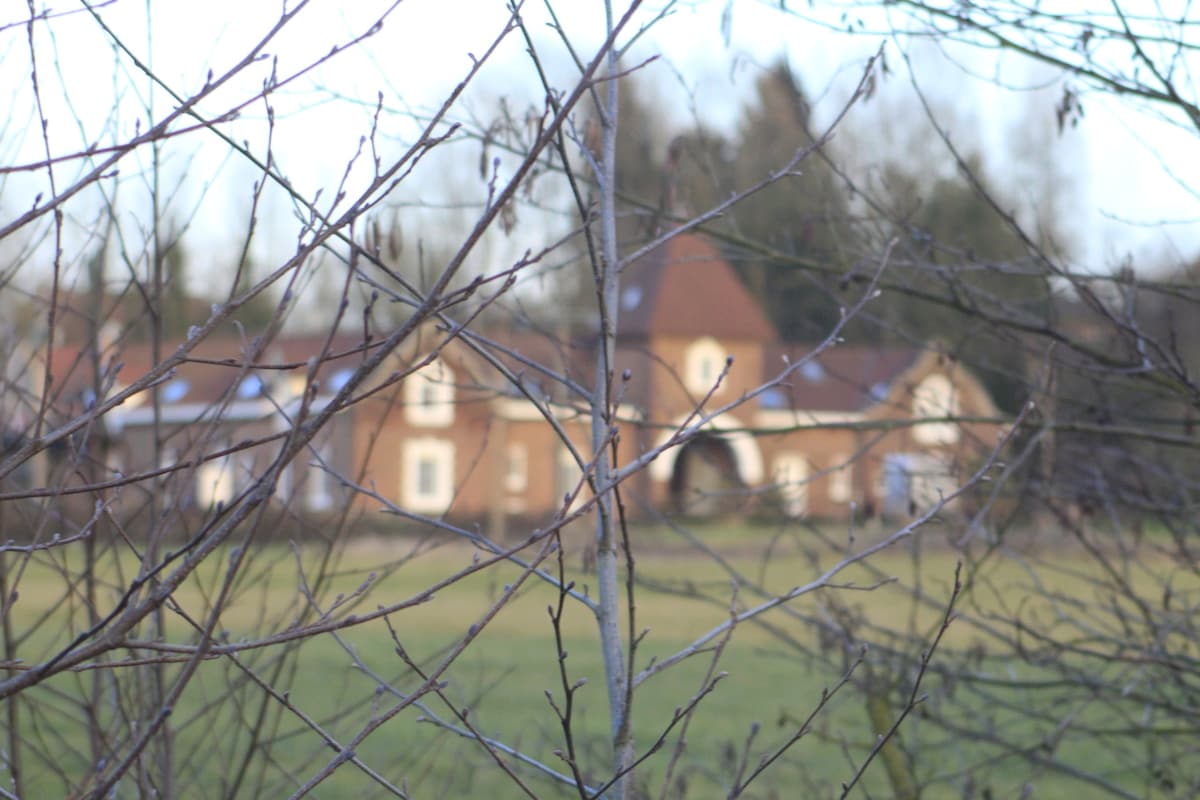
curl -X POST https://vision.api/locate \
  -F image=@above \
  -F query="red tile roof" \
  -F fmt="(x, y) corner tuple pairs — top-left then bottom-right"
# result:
(478, 327), (590, 396)
(33, 240), (933, 422)
(762, 343), (918, 412)
(619, 233), (777, 341)
(47, 332), (372, 411)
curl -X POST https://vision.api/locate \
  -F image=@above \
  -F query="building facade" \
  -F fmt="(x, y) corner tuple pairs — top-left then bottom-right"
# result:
(20, 233), (1005, 532)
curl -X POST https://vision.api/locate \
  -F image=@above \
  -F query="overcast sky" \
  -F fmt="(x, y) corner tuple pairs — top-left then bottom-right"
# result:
(4, 0), (1198, 288)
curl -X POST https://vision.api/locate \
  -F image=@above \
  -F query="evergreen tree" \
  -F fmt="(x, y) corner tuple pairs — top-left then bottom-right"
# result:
(874, 153), (1056, 411)
(725, 61), (858, 340)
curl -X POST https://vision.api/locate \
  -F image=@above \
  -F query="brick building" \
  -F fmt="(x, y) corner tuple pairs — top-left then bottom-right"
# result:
(16, 233), (1005, 528)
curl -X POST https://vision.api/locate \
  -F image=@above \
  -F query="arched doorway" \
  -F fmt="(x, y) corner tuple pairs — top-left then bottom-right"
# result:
(670, 433), (744, 516)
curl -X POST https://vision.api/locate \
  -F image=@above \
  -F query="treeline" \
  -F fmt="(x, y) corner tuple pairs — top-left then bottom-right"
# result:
(568, 60), (1080, 414)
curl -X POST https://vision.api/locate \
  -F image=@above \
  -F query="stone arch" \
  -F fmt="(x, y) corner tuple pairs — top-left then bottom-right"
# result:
(670, 434), (742, 516)
(649, 412), (765, 488)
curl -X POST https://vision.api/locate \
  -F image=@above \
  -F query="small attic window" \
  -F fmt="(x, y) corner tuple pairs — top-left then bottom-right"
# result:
(329, 367), (354, 392)
(621, 285), (643, 311)
(684, 337), (726, 396)
(162, 378), (189, 403)
(869, 382), (889, 401)
(236, 374), (263, 399)
(759, 387), (788, 410)
(800, 360), (825, 382)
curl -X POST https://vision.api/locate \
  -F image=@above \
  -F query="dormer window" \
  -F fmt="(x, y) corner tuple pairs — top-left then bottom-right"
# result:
(404, 358), (455, 427)
(161, 378), (189, 403)
(329, 367), (354, 392)
(684, 337), (726, 396)
(621, 285), (643, 311)
(236, 374), (264, 399)
(912, 373), (960, 445)
(759, 387), (788, 410)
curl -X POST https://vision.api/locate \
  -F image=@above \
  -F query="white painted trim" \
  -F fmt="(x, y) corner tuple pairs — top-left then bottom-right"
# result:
(648, 412), (764, 484)
(112, 384), (146, 410)
(111, 394), (340, 429)
(495, 397), (583, 423)
(306, 441), (335, 512)
(495, 397), (640, 424)
(114, 399), (274, 426)
(754, 409), (866, 429)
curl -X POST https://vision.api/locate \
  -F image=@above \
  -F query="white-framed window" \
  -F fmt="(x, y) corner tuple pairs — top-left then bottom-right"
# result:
(158, 447), (179, 472)
(277, 461), (294, 504)
(684, 337), (727, 396)
(773, 452), (809, 517)
(505, 442), (528, 494)
(556, 446), (586, 512)
(235, 448), (256, 486)
(402, 437), (455, 514)
(404, 359), (455, 427)
(912, 373), (960, 445)
(196, 446), (235, 509)
(104, 451), (127, 510)
(828, 453), (853, 504)
(910, 453), (957, 511)
(107, 452), (126, 481)
(159, 447), (180, 503)
(881, 452), (957, 516)
(306, 441), (334, 512)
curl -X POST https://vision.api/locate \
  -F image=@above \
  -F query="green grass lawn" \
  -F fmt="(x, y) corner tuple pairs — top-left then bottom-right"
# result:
(3, 518), (1196, 798)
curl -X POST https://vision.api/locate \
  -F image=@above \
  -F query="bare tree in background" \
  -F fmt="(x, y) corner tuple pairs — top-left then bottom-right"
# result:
(1, 2), (1198, 799)
(0, 3), (896, 798)
(718, 3), (1200, 797)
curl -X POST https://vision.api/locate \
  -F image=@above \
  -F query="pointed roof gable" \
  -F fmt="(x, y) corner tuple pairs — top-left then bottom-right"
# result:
(619, 233), (777, 341)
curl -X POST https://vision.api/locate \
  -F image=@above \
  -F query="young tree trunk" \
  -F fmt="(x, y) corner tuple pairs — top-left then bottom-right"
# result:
(593, 3), (634, 796)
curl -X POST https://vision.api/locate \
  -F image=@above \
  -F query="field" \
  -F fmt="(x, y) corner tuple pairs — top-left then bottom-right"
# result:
(4, 519), (1196, 798)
